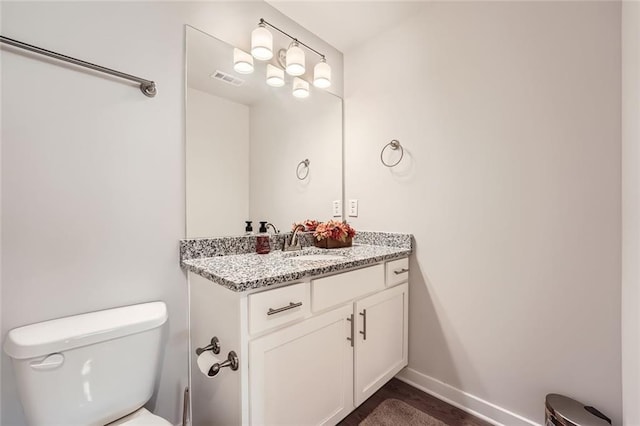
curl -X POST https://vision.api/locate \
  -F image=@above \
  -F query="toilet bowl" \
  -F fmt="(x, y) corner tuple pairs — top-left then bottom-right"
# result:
(4, 302), (173, 426)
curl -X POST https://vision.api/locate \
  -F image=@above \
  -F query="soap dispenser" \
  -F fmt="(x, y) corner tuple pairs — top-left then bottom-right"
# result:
(245, 221), (254, 235)
(256, 221), (270, 254)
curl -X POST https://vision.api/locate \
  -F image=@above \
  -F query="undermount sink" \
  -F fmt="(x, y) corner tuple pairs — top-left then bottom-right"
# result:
(290, 254), (347, 261)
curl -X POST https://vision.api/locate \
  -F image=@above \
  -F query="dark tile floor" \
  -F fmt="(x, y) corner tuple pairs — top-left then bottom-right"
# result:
(338, 378), (493, 426)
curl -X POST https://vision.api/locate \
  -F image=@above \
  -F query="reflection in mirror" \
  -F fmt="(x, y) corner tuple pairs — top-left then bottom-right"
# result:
(186, 26), (343, 238)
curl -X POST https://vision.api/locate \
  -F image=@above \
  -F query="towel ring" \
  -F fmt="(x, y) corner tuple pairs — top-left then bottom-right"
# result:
(296, 159), (310, 180)
(380, 140), (404, 167)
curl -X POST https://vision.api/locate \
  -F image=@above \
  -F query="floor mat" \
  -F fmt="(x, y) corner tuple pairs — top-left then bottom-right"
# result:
(360, 398), (449, 426)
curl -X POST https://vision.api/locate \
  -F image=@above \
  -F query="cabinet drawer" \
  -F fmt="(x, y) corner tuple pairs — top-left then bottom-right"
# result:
(386, 258), (409, 287)
(249, 282), (310, 335)
(312, 264), (384, 312)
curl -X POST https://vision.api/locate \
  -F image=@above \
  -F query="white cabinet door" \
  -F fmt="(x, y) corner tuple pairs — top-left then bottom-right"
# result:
(249, 304), (354, 426)
(354, 283), (408, 406)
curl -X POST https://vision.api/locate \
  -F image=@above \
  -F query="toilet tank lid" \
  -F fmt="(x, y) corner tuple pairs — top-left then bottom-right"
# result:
(4, 301), (167, 359)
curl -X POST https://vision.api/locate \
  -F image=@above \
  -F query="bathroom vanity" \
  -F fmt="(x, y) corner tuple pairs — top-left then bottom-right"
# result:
(181, 233), (411, 425)
(182, 21), (413, 426)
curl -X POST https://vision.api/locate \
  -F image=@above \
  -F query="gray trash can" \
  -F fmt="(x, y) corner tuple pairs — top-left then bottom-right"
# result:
(545, 394), (611, 426)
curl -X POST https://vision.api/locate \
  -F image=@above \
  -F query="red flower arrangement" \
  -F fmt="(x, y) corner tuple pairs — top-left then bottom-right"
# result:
(313, 220), (356, 248)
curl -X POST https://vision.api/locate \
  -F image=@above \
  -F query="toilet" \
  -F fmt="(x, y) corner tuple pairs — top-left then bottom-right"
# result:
(3, 301), (173, 426)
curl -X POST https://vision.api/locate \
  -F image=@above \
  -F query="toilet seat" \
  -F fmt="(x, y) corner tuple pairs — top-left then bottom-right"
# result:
(107, 408), (173, 426)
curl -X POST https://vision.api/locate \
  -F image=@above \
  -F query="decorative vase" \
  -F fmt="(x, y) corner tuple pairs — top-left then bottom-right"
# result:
(314, 236), (353, 249)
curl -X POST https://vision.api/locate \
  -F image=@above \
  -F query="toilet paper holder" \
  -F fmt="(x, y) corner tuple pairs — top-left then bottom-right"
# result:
(207, 351), (239, 377)
(196, 336), (239, 377)
(196, 336), (221, 355)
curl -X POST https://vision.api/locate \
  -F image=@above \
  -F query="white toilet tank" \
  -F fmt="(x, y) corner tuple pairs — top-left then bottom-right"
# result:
(4, 301), (167, 426)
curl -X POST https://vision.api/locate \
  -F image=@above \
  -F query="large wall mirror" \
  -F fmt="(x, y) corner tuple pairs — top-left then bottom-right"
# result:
(185, 25), (343, 238)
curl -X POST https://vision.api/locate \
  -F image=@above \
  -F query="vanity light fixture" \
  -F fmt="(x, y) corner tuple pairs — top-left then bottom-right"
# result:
(285, 42), (305, 76)
(233, 48), (254, 74)
(251, 21), (273, 60)
(292, 77), (310, 98)
(313, 58), (331, 88)
(248, 18), (332, 96)
(266, 64), (285, 87)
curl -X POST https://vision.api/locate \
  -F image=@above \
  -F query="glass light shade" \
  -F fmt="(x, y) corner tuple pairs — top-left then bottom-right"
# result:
(233, 48), (254, 74)
(292, 77), (309, 98)
(266, 64), (285, 87)
(286, 44), (305, 76)
(251, 26), (273, 60)
(313, 60), (331, 88)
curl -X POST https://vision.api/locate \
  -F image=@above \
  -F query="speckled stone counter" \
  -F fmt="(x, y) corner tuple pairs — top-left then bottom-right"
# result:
(180, 230), (412, 262)
(182, 244), (411, 292)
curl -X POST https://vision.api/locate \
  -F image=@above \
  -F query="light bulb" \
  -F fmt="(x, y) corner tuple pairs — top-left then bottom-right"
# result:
(251, 24), (273, 60)
(233, 48), (254, 74)
(286, 43), (305, 76)
(292, 77), (309, 98)
(313, 59), (331, 89)
(266, 64), (285, 87)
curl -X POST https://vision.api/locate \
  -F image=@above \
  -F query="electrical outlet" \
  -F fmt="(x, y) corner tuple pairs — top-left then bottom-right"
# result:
(349, 199), (358, 217)
(332, 200), (341, 217)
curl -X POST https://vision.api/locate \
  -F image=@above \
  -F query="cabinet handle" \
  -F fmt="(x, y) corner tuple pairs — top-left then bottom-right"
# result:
(393, 268), (409, 275)
(267, 301), (302, 316)
(359, 309), (367, 340)
(346, 314), (354, 347)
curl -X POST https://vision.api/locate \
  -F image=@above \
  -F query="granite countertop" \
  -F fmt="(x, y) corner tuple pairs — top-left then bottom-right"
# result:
(182, 244), (411, 292)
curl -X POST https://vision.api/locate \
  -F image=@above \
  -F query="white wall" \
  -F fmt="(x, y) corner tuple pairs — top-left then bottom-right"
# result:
(2, 4), (188, 424)
(622, 1), (640, 424)
(0, 2), (343, 425)
(249, 90), (342, 230)
(344, 2), (621, 424)
(186, 88), (250, 237)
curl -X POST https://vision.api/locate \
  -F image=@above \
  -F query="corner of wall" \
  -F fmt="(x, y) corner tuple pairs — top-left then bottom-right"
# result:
(622, 1), (640, 424)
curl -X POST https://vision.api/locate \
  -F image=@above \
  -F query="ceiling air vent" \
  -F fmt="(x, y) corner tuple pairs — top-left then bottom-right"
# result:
(210, 70), (244, 86)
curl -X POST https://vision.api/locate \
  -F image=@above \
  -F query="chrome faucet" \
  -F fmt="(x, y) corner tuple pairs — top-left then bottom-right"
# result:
(284, 224), (305, 251)
(266, 223), (279, 234)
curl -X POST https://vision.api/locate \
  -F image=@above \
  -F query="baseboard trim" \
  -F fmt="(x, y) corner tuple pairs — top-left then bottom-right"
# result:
(395, 368), (541, 426)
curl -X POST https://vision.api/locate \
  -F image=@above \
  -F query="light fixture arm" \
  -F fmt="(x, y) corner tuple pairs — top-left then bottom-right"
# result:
(258, 18), (326, 61)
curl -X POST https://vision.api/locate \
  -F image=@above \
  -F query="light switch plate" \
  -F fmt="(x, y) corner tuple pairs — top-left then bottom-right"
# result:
(332, 200), (341, 217)
(348, 199), (358, 217)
